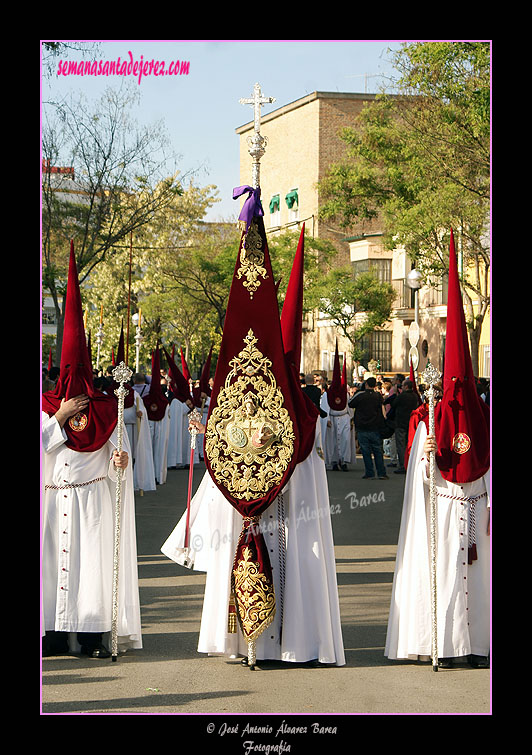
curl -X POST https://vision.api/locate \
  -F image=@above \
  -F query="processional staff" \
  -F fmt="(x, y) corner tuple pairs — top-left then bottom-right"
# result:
(111, 360), (133, 661)
(237, 82), (275, 671)
(183, 404), (204, 567)
(239, 83), (275, 191)
(421, 361), (442, 672)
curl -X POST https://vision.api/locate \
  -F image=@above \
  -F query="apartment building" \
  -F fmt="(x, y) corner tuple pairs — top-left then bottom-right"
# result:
(236, 91), (490, 380)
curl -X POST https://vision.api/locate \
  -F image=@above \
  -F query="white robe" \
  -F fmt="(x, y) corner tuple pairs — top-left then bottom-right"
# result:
(385, 421), (490, 660)
(161, 423), (345, 665)
(167, 398), (189, 468)
(148, 406), (170, 484)
(41, 412), (142, 652)
(124, 393), (156, 492)
(327, 407), (355, 466)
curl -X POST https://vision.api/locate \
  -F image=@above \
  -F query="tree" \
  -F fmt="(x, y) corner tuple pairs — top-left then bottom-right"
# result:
(316, 267), (396, 362)
(42, 85), (184, 362)
(81, 182), (222, 373)
(318, 41), (490, 372)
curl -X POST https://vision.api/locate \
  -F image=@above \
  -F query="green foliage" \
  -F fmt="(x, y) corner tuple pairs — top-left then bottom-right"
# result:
(316, 267), (396, 359)
(317, 42), (490, 370)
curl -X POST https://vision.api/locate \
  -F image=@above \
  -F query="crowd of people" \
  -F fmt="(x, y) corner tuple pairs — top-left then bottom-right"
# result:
(43, 356), (213, 496)
(42, 230), (490, 672)
(42, 360), (490, 492)
(300, 367), (487, 481)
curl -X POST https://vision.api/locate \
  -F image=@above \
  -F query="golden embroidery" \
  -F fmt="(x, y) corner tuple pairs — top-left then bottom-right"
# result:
(233, 546), (276, 640)
(236, 218), (268, 298)
(205, 329), (295, 500)
(69, 412), (88, 432)
(452, 432), (471, 454)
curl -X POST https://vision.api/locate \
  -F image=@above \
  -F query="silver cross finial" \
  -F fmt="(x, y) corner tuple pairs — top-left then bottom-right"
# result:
(239, 83), (275, 189)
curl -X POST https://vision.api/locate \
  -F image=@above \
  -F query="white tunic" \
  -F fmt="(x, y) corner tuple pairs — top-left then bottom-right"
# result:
(167, 398), (188, 468)
(124, 393), (156, 492)
(161, 423), (345, 665)
(148, 406), (170, 484)
(327, 407), (355, 465)
(41, 412), (142, 651)
(385, 421), (490, 660)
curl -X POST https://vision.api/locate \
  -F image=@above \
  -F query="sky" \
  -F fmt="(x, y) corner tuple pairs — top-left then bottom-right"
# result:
(41, 39), (405, 222)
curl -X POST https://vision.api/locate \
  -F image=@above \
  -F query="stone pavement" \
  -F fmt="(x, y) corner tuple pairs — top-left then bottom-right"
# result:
(41, 455), (491, 725)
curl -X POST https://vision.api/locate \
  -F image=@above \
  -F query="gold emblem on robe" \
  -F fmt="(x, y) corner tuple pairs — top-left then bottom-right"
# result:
(69, 412), (88, 432)
(205, 329), (295, 501)
(452, 432), (471, 454)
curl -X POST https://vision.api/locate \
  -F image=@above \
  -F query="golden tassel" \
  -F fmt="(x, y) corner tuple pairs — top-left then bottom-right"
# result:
(228, 592), (237, 633)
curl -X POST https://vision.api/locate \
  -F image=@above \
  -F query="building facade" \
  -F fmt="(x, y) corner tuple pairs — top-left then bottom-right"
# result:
(237, 91), (490, 381)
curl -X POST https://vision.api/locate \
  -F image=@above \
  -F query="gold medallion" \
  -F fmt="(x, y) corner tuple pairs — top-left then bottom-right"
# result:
(452, 432), (471, 454)
(68, 412), (88, 432)
(205, 329), (295, 501)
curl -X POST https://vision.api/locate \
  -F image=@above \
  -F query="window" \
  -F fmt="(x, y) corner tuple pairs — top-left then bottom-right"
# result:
(424, 274), (449, 306)
(285, 189), (299, 222)
(359, 331), (392, 372)
(391, 279), (416, 308)
(269, 194), (280, 227)
(42, 307), (57, 325)
(352, 258), (391, 283)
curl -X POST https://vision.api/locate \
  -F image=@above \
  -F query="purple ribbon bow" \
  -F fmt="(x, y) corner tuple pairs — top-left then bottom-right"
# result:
(233, 185), (263, 231)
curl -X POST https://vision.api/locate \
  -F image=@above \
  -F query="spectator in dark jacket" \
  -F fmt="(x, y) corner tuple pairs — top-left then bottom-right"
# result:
(387, 378), (421, 474)
(348, 377), (388, 479)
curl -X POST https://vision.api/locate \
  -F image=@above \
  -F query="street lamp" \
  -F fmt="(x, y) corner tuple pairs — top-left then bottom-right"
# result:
(406, 267), (423, 377)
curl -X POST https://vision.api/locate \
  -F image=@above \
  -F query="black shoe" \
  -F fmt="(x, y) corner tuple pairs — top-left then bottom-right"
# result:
(332, 464), (339, 471)
(438, 657), (454, 668)
(80, 643), (111, 659)
(362, 475), (375, 479)
(340, 463), (348, 472)
(468, 654), (489, 669)
(42, 631), (69, 657)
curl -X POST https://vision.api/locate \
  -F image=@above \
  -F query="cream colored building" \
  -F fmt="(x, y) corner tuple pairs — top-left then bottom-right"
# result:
(237, 90), (490, 381)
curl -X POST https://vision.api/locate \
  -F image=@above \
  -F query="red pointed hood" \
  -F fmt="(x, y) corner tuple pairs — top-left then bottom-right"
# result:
(163, 345), (192, 404)
(143, 343), (168, 420)
(280, 224), (319, 461)
(180, 347), (192, 382)
(327, 340), (347, 410)
(281, 225), (305, 373)
(434, 229), (490, 483)
(42, 241), (117, 451)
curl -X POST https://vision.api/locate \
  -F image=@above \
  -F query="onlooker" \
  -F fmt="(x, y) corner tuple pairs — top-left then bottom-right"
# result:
(388, 378), (421, 474)
(348, 377), (388, 480)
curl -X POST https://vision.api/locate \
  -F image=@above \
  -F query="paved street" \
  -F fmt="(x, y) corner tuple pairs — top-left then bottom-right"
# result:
(41, 455), (491, 722)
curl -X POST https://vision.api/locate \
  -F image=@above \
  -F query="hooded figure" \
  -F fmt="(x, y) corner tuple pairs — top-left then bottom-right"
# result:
(161, 192), (344, 668)
(143, 344), (170, 484)
(385, 229), (490, 669)
(325, 341), (354, 471)
(164, 345), (197, 469)
(41, 241), (142, 658)
(42, 243), (118, 453)
(115, 323), (155, 493)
